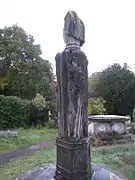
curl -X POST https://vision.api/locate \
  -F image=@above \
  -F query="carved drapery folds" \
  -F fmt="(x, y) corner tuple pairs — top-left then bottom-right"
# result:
(54, 11), (91, 180)
(55, 48), (88, 140)
(55, 11), (88, 140)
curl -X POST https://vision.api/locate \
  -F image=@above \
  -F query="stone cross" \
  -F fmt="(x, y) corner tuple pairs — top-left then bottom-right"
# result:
(54, 11), (91, 180)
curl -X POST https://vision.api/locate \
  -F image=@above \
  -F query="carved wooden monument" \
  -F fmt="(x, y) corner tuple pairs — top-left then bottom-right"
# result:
(55, 11), (91, 180)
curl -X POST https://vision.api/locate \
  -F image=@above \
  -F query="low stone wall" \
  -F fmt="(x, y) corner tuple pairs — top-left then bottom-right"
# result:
(0, 130), (18, 138)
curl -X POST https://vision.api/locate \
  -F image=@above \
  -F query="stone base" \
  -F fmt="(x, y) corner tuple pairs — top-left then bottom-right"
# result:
(55, 138), (91, 180)
(19, 164), (124, 180)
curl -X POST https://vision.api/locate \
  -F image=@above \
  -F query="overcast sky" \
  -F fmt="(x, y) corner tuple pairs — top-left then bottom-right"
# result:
(0, 0), (135, 75)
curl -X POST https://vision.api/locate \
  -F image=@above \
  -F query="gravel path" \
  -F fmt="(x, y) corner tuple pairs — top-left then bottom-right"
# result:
(0, 140), (56, 164)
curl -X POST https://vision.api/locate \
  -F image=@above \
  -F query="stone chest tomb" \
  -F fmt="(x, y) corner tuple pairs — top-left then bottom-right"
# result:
(88, 115), (132, 145)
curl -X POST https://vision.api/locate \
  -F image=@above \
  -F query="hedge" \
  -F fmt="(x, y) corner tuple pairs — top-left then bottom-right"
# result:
(0, 95), (49, 129)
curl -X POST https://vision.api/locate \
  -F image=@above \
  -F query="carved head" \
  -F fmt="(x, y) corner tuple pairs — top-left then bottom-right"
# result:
(63, 11), (85, 47)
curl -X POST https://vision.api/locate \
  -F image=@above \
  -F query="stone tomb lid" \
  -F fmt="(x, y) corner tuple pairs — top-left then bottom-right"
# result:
(88, 115), (130, 122)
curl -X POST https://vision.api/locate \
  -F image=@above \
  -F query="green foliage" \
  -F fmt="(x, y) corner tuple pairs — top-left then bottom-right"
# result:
(94, 63), (135, 116)
(0, 94), (51, 129)
(0, 76), (8, 92)
(92, 146), (135, 180)
(47, 119), (57, 128)
(0, 128), (57, 153)
(0, 148), (56, 180)
(88, 72), (100, 97)
(0, 24), (53, 100)
(0, 95), (29, 129)
(32, 93), (46, 111)
(1, 145), (135, 180)
(132, 109), (135, 122)
(88, 97), (106, 115)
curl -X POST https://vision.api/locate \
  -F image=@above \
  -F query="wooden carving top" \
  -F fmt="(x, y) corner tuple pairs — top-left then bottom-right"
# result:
(63, 11), (85, 47)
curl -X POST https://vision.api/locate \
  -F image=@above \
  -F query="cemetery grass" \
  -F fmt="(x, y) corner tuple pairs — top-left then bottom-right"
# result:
(0, 146), (135, 180)
(0, 127), (57, 153)
(92, 146), (135, 180)
(0, 147), (56, 180)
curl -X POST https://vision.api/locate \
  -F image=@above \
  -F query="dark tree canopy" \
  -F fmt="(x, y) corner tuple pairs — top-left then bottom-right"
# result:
(88, 72), (100, 97)
(0, 25), (53, 100)
(91, 63), (135, 116)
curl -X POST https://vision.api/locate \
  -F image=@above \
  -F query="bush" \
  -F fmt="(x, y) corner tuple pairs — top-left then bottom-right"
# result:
(32, 93), (47, 111)
(132, 109), (135, 122)
(0, 94), (50, 129)
(0, 95), (30, 129)
(47, 119), (57, 128)
(30, 93), (49, 126)
(88, 97), (106, 115)
(94, 63), (135, 116)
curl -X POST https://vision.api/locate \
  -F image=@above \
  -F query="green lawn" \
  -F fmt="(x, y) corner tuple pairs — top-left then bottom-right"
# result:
(0, 128), (57, 153)
(0, 147), (56, 180)
(92, 146), (135, 180)
(0, 145), (135, 180)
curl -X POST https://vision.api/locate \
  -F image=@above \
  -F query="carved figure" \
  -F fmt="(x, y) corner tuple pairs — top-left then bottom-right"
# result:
(54, 11), (91, 180)
(55, 11), (88, 139)
(63, 11), (85, 47)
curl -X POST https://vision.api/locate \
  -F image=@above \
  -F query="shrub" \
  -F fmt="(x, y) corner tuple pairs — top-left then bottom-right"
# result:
(30, 93), (49, 126)
(47, 119), (57, 128)
(0, 95), (30, 129)
(132, 109), (135, 122)
(94, 63), (135, 116)
(32, 93), (47, 111)
(0, 94), (50, 129)
(88, 97), (106, 115)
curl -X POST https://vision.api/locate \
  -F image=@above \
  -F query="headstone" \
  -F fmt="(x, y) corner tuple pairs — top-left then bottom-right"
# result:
(0, 130), (18, 138)
(54, 11), (91, 180)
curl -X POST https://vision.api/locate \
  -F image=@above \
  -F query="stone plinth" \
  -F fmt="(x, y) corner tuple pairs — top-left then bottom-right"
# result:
(54, 138), (91, 180)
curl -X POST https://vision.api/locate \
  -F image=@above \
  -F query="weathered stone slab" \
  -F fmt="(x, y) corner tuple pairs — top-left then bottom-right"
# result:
(0, 130), (18, 138)
(88, 115), (131, 122)
(18, 164), (124, 180)
(88, 115), (130, 136)
(88, 115), (133, 145)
